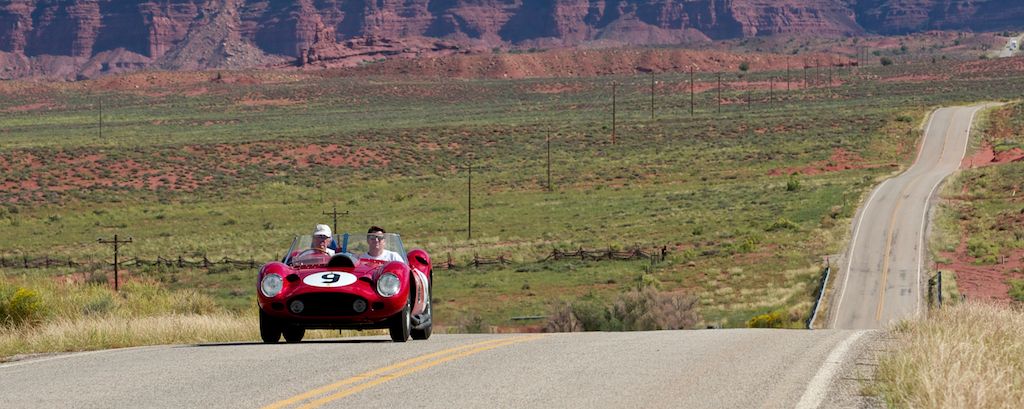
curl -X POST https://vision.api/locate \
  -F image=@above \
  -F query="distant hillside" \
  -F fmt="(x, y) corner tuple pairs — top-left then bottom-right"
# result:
(0, 0), (1022, 80)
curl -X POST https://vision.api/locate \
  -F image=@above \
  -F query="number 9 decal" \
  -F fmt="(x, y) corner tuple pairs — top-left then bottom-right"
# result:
(303, 271), (357, 288)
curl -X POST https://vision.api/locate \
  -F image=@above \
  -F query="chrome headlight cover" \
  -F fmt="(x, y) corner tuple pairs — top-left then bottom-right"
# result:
(261, 274), (284, 298)
(376, 273), (401, 297)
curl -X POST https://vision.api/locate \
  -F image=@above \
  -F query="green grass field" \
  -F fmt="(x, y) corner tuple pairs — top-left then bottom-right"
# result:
(3, 54), (1024, 346)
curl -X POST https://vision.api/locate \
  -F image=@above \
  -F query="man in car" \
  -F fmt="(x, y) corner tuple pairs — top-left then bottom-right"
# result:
(311, 224), (336, 256)
(361, 226), (403, 263)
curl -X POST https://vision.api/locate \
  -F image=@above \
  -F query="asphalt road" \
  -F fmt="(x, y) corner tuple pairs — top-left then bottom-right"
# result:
(831, 104), (991, 329)
(1, 330), (870, 409)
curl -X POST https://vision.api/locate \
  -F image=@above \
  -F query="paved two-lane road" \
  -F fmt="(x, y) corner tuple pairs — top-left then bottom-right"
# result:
(831, 104), (992, 329)
(1, 330), (869, 409)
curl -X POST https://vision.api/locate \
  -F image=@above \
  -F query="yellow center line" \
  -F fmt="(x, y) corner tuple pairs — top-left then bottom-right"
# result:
(261, 335), (543, 409)
(295, 335), (543, 409)
(876, 114), (953, 322)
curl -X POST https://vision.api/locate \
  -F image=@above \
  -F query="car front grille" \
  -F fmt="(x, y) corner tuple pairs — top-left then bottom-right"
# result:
(289, 293), (366, 317)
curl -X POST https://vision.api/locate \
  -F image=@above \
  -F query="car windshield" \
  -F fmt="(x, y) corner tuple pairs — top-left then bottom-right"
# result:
(344, 232), (408, 264)
(282, 234), (340, 266)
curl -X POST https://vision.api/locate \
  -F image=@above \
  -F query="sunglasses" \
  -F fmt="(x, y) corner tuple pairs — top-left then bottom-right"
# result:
(367, 235), (385, 242)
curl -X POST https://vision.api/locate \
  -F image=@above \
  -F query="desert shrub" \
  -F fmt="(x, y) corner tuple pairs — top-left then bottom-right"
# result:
(880, 57), (894, 65)
(767, 217), (798, 232)
(1010, 279), (1024, 303)
(786, 177), (801, 192)
(746, 310), (785, 328)
(544, 302), (581, 332)
(0, 286), (46, 327)
(966, 238), (999, 263)
(461, 314), (487, 333)
(546, 288), (699, 332)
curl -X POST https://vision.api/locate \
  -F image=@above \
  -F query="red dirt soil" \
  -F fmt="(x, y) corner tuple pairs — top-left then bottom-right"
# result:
(767, 148), (885, 176)
(938, 143), (1024, 304)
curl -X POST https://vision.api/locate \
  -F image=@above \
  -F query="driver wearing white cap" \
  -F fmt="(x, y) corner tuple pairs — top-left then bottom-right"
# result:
(311, 224), (336, 256)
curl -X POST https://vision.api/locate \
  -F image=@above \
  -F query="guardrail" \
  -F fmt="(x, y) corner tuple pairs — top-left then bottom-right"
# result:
(806, 263), (832, 329)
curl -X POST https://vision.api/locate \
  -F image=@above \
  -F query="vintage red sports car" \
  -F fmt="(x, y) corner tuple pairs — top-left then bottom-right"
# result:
(256, 231), (433, 343)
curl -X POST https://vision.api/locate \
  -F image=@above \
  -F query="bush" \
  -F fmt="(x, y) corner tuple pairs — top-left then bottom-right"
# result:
(880, 57), (894, 66)
(1009, 279), (1024, 302)
(545, 288), (699, 332)
(767, 217), (798, 232)
(746, 310), (785, 328)
(739, 62), (750, 72)
(0, 287), (46, 327)
(786, 177), (801, 191)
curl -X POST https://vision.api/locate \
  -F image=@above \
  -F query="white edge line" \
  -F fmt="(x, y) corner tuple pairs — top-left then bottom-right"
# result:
(833, 108), (938, 328)
(914, 105), (983, 317)
(794, 330), (868, 409)
(0, 345), (162, 370)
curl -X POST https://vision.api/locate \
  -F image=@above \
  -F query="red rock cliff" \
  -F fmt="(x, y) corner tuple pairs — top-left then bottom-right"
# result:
(1, 0), (1022, 79)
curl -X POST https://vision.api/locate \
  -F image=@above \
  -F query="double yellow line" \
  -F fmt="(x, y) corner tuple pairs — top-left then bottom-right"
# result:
(262, 335), (543, 409)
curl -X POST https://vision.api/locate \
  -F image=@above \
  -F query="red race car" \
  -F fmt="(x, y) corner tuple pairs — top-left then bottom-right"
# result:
(256, 232), (433, 343)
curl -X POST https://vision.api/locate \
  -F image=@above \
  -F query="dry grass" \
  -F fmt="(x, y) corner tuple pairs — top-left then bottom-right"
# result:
(0, 277), (372, 361)
(0, 313), (370, 361)
(874, 302), (1024, 408)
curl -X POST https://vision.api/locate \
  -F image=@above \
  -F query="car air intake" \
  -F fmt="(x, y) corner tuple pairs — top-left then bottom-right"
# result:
(287, 293), (367, 316)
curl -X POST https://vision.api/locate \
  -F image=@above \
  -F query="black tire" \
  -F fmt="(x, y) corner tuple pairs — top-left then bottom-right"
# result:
(389, 294), (412, 342)
(283, 326), (305, 343)
(259, 309), (281, 344)
(411, 275), (433, 340)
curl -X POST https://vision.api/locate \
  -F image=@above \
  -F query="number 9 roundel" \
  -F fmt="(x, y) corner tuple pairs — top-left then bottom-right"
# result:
(302, 271), (357, 288)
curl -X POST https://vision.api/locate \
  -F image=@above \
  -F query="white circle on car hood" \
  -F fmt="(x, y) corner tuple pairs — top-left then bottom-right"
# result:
(303, 271), (357, 288)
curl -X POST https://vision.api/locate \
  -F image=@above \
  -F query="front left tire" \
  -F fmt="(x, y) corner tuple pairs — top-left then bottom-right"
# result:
(259, 309), (281, 344)
(389, 293), (412, 342)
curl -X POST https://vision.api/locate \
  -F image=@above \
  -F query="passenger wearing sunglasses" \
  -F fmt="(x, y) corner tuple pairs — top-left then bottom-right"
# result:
(360, 226), (403, 263)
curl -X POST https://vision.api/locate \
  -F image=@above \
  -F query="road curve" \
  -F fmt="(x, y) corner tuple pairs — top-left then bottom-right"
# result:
(831, 104), (992, 329)
(2, 330), (869, 409)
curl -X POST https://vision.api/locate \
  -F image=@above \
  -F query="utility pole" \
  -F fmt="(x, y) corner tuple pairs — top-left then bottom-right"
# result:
(98, 235), (132, 291)
(717, 72), (722, 114)
(689, 66), (695, 116)
(546, 132), (552, 191)
(650, 72), (655, 120)
(611, 82), (617, 145)
(322, 204), (348, 236)
(99, 98), (103, 140)
(467, 161), (472, 240)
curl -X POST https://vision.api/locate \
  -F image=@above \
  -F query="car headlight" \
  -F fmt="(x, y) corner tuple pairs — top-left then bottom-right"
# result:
(376, 273), (401, 297)
(261, 274), (283, 298)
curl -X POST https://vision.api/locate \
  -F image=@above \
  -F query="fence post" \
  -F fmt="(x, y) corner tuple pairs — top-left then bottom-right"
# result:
(938, 271), (943, 307)
(23, 255), (28, 268)
(203, 256), (210, 269)
(446, 253), (453, 269)
(178, 256), (184, 268)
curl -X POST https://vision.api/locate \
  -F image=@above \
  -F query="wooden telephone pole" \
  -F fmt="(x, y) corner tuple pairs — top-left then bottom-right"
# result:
(322, 204), (349, 236)
(98, 235), (132, 291)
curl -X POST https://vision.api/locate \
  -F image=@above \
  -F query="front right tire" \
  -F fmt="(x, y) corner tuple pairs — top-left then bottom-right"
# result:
(259, 309), (281, 344)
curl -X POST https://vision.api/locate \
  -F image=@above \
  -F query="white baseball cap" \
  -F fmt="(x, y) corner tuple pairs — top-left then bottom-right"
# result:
(313, 224), (332, 237)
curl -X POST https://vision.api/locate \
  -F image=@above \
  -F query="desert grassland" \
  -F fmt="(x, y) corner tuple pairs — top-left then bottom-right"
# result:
(874, 302), (1024, 409)
(2, 59), (1024, 357)
(932, 102), (1024, 301)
